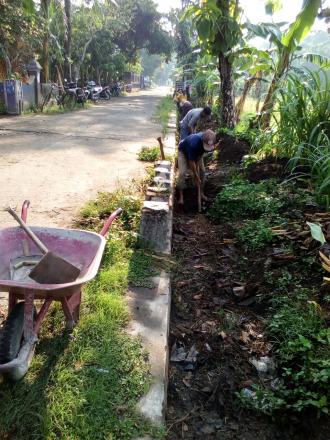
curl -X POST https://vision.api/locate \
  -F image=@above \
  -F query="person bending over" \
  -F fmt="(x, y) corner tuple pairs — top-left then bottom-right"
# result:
(177, 129), (216, 206)
(179, 106), (212, 140)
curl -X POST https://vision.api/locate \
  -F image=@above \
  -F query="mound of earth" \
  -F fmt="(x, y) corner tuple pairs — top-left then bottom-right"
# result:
(246, 157), (290, 182)
(217, 134), (250, 163)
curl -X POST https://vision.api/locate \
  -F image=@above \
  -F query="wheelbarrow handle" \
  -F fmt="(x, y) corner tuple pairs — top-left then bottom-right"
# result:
(100, 208), (123, 237)
(21, 200), (30, 223)
(5, 207), (48, 254)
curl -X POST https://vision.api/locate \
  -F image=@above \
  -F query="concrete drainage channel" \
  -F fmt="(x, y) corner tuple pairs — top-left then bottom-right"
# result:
(128, 120), (176, 440)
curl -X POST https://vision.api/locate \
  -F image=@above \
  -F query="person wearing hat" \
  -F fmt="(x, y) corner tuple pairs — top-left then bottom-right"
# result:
(177, 129), (217, 206)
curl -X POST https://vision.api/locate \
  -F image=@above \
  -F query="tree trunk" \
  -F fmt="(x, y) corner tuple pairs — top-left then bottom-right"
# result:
(259, 75), (278, 128)
(64, 0), (72, 81)
(74, 36), (94, 79)
(218, 53), (236, 129)
(255, 71), (262, 113)
(259, 52), (290, 128)
(41, 0), (50, 82)
(235, 75), (257, 121)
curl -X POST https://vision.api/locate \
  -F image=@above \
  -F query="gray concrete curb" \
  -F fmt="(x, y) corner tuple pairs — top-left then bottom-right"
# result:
(139, 116), (176, 255)
(129, 118), (176, 438)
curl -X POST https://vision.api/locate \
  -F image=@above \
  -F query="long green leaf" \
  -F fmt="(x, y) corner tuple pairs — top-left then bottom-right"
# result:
(282, 0), (321, 49)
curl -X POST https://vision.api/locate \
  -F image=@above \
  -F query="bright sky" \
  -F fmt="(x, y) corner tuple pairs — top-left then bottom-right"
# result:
(155, 0), (330, 31)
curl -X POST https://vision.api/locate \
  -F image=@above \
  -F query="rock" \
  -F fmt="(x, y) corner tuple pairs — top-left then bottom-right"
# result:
(249, 356), (275, 374)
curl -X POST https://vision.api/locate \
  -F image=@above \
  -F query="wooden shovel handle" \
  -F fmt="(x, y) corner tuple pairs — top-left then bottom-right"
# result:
(5, 207), (48, 254)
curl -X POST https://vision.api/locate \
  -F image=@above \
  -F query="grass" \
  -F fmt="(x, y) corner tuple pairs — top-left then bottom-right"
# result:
(22, 102), (93, 116)
(0, 184), (163, 440)
(154, 96), (174, 136)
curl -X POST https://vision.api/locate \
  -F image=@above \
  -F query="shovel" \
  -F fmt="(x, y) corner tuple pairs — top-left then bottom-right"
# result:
(5, 207), (80, 284)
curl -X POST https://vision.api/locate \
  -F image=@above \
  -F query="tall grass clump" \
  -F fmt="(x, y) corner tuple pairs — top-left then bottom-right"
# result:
(253, 68), (330, 207)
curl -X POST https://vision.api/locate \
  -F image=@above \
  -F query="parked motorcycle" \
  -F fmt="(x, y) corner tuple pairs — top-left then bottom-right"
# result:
(65, 80), (86, 104)
(100, 86), (111, 100)
(110, 83), (121, 97)
(85, 81), (111, 102)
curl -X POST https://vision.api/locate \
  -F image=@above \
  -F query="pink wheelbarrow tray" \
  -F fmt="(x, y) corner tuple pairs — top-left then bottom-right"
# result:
(0, 200), (122, 380)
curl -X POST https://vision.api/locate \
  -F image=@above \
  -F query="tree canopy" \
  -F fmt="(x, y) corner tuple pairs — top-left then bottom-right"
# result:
(0, 0), (173, 83)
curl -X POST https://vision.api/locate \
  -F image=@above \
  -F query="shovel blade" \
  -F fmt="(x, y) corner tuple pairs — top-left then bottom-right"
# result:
(29, 252), (80, 284)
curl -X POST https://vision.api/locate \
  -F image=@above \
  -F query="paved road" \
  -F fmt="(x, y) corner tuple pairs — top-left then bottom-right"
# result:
(0, 87), (168, 228)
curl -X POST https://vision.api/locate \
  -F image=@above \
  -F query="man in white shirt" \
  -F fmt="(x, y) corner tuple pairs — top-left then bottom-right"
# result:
(179, 106), (212, 140)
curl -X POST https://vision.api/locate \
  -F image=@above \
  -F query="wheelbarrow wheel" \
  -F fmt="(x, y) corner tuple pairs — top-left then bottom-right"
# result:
(0, 302), (36, 381)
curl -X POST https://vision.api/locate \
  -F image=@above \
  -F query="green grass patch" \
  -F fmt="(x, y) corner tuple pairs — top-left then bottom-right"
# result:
(43, 101), (92, 114)
(0, 185), (162, 439)
(154, 96), (174, 136)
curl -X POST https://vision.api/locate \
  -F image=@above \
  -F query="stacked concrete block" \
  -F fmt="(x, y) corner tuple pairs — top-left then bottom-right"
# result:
(139, 160), (174, 254)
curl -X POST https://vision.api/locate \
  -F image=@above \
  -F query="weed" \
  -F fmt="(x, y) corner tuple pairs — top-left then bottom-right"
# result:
(138, 146), (160, 162)
(236, 218), (274, 251)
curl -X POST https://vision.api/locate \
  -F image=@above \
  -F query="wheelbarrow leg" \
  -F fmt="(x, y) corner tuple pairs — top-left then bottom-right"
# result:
(61, 291), (81, 331)
(67, 291), (82, 323)
(24, 291), (36, 341)
(8, 289), (18, 314)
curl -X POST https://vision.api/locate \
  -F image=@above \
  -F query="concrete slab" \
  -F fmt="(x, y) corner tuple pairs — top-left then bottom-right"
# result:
(130, 110), (176, 439)
(153, 177), (171, 188)
(127, 271), (171, 426)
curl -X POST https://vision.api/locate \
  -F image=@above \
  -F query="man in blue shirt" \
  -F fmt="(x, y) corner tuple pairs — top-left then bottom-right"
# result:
(177, 129), (217, 206)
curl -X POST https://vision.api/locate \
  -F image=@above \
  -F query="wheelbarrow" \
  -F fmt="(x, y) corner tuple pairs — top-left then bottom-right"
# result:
(0, 200), (122, 380)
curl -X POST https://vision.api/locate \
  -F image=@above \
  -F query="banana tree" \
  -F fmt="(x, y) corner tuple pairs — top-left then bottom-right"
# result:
(229, 46), (273, 119)
(248, 0), (322, 127)
(184, 0), (242, 128)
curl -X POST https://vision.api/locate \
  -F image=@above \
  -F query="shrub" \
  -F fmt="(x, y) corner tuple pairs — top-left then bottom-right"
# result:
(236, 218), (274, 250)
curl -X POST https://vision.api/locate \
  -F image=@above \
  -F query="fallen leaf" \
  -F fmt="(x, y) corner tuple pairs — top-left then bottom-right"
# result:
(220, 331), (227, 340)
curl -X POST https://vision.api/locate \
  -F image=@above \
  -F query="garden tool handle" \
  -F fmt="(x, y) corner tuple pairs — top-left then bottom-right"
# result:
(100, 208), (123, 237)
(5, 207), (48, 254)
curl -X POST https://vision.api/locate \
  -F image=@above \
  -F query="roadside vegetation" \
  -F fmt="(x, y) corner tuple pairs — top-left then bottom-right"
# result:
(0, 183), (162, 440)
(154, 96), (175, 136)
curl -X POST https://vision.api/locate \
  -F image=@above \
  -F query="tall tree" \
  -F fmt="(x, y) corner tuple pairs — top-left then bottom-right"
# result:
(41, 0), (51, 82)
(0, 0), (41, 77)
(185, 0), (242, 128)
(63, 0), (72, 80)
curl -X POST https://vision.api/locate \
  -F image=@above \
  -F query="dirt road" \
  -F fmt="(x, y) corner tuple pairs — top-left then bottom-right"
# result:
(0, 87), (168, 228)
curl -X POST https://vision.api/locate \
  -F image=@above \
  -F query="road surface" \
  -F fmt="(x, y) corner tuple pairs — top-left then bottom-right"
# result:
(0, 87), (168, 228)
